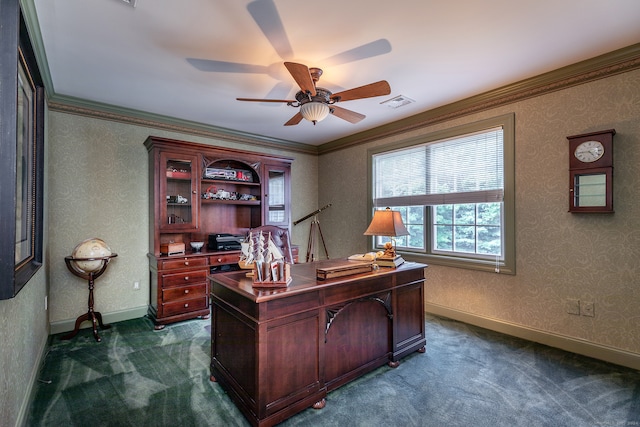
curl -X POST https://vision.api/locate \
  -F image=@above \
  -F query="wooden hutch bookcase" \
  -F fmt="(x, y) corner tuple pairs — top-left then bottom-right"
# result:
(144, 136), (293, 329)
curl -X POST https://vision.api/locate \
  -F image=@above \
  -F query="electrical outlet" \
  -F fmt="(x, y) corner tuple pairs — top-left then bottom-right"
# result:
(566, 299), (580, 315)
(133, 281), (140, 290)
(581, 302), (595, 317)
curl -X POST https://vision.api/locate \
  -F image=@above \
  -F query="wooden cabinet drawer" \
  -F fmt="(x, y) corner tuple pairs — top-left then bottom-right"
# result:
(163, 283), (207, 302)
(160, 256), (208, 270)
(161, 269), (208, 287)
(324, 275), (392, 306)
(209, 253), (240, 266)
(162, 296), (208, 317)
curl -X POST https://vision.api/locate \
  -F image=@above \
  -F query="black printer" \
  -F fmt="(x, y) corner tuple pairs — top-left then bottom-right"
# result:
(208, 233), (244, 251)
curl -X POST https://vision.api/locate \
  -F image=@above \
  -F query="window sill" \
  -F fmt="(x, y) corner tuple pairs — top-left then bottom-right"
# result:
(401, 252), (515, 275)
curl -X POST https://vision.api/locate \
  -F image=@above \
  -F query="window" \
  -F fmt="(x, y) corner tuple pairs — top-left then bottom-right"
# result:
(368, 114), (515, 273)
(267, 170), (285, 223)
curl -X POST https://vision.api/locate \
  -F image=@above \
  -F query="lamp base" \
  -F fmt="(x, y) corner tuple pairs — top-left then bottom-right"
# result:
(375, 255), (405, 268)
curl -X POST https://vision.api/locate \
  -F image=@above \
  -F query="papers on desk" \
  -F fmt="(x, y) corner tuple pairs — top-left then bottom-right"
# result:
(348, 252), (377, 262)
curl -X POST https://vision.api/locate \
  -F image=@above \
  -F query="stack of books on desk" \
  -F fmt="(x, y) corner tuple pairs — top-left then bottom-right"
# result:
(375, 255), (405, 268)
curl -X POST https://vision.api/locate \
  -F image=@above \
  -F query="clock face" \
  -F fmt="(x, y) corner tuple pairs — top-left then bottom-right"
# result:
(574, 140), (605, 163)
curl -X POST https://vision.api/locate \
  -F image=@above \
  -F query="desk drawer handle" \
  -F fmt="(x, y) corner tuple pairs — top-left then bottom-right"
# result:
(184, 289), (190, 294)
(184, 276), (189, 281)
(184, 303), (189, 308)
(184, 261), (189, 266)
(217, 258), (222, 262)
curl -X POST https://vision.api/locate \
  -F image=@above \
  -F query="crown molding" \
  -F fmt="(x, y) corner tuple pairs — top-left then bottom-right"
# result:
(318, 43), (640, 154)
(47, 94), (319, 155)
(20, 0), (639, 157)
(20, 0), (53, 95)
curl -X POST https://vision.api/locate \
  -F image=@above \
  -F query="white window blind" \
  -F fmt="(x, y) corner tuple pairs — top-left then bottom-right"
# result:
(373, 127), (504, 206)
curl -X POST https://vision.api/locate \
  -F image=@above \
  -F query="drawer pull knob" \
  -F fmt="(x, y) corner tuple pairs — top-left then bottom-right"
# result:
(184, 276), (189, 280)
(184, 303), (189, 308)
(184, 289), (189, 294)
(184, 261), (189, 266)
(217, 258), (222, 262)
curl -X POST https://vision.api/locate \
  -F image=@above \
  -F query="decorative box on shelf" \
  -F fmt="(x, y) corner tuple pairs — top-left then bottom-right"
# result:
(160, 242), (185, 255)
(166, 170), (191, 179)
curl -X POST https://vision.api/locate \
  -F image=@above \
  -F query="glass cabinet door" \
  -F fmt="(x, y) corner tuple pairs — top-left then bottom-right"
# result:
(263, 163), (290, 227)
(160, 152), (199, 230)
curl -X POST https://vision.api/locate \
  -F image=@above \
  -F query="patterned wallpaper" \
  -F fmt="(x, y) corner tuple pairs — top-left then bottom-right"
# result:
(46, 114), (318, 327)
(318, 69), (640, 356)
(0, 269), (48, 425)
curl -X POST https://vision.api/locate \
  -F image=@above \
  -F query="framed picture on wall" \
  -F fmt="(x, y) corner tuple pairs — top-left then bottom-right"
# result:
(0, 3), (45, 299)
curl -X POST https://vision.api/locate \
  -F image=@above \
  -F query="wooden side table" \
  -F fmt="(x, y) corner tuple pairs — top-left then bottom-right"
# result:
(61, 254), (117, 342)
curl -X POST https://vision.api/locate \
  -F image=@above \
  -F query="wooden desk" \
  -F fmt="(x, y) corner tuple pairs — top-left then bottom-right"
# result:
(209, 260), (427, 427)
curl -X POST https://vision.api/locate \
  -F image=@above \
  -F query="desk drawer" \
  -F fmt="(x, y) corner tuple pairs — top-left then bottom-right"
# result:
(160, 257), (208, 270)
(210, 253), (240, 266)
(324, 275), (392, 305)
(163, 283), (208, 302)
(161, 269), (208, 287)
(162, 296), (208, 317)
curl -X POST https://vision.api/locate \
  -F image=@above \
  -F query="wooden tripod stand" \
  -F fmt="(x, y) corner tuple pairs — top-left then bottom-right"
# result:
(305, 216), (329, 262)
(294, 204), (331, 262)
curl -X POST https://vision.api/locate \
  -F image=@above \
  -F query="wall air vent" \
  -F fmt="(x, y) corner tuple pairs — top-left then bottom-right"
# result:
(380, 95), (415, 109)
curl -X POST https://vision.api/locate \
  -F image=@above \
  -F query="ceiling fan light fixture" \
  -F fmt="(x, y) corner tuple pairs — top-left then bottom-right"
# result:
(300, 102), (330, 125)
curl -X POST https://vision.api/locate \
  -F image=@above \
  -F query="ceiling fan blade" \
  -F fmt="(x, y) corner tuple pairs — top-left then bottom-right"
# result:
(284, 62), (316, 96)
(263, 81), (294, 107)
(247, 0), (294, 60)
(331, 81), (391, 102)
(284, 112), (303, 126)
(236, 98), (294, 103)
(322, 39), (392, 66)
(330, 105), (365, 124)
(187, 58), (268, 73)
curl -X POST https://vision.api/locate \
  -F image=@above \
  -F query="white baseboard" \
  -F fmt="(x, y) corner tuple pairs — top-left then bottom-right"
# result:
(49, 306), (149, 335)
(16, 330), (49, 427)
(426, 303), (640, 371)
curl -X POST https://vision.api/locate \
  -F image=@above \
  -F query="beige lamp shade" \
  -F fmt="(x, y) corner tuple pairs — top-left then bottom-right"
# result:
(300, 102), (330, 124)
(363, 207), (409, 237)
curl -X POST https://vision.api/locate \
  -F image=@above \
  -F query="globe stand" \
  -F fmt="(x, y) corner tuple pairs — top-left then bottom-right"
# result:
(62, 254), (118, 342)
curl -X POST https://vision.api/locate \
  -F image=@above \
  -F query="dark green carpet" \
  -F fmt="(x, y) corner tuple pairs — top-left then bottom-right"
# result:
(28, 315), (640, 426)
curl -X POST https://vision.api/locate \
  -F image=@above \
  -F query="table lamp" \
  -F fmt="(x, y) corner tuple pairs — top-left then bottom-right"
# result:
(363, 207), (409, 267)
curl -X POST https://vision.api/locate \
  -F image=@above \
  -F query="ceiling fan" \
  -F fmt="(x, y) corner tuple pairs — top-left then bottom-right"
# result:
(236, 62), (391, 126)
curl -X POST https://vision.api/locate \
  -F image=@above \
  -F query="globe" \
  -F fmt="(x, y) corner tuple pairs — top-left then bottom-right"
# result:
(72, 238), (112, 273)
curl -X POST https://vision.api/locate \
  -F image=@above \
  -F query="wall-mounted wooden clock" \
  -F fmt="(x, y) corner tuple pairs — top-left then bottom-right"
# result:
(567, 129), (615, 213)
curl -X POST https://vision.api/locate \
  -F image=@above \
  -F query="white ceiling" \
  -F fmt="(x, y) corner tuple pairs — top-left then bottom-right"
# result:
(32, 0), (640, 147)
